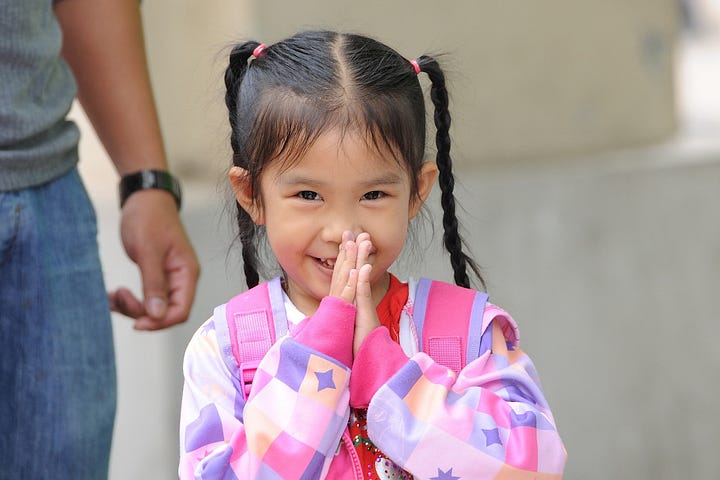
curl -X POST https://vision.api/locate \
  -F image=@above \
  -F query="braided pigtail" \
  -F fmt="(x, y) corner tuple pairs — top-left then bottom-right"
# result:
(416, 55), (485, 290)
(225, 41), (262, 288)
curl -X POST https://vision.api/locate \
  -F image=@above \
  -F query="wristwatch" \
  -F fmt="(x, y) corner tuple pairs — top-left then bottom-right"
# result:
(119, 169), (182, 210)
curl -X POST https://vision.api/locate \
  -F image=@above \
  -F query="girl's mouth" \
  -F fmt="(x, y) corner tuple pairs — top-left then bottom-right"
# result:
(316, 257), (336, 269)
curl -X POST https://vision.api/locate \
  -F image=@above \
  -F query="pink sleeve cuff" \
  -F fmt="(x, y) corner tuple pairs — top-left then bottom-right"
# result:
(350, 327), (408, 407)
(291, 296), (355, 368)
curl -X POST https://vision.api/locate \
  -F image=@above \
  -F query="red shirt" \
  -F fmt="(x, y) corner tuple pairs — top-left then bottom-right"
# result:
(348, 274), (413, 479)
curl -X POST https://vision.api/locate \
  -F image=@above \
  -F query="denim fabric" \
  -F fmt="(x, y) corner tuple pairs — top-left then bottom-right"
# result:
(0, 168), (116, 479)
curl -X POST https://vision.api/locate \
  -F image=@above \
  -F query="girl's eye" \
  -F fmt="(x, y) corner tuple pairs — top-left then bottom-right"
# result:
(362, 191), (385, 200)
(298, 191), (321, 201)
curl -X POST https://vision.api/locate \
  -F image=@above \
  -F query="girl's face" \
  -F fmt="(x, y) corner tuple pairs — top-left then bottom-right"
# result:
(231, 129), (437, 316)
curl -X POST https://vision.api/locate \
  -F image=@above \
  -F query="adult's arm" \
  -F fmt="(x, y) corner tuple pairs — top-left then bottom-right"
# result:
(54, 0), (199, 330)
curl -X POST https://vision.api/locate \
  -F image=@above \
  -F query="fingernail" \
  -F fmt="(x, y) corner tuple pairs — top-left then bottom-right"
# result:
(147, 297), (166, 318)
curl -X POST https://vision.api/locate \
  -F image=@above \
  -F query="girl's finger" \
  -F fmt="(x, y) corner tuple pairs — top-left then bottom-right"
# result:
(353, 263), (378, 357)
(357, 238), (373, 271)
(356, 263), (373, 302)
(340, 268), (358, 305)
(355, 232), (370, 245)
(329, 231), (358, 299)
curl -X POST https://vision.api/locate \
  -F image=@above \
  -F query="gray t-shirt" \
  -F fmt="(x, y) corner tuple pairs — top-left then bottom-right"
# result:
(0, 0), (80, 191)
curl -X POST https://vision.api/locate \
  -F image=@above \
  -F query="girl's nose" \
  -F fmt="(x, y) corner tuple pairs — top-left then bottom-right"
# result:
(320, 210), (361, 245)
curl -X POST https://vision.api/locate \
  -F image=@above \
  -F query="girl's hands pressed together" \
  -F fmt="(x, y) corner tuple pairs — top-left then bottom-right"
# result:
(327, 231), (382, 358)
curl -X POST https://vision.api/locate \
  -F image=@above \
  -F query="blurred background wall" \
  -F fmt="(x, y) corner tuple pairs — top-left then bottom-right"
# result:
(71, 0), (720, 478)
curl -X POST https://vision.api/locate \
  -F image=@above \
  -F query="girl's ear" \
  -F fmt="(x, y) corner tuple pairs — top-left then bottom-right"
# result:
(409, 161), (438, 219)
(229, 166), (265, 224)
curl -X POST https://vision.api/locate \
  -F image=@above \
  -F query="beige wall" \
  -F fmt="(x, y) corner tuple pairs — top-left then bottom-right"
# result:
(142, 0), (677, 173)
(141, 0), (252, 176)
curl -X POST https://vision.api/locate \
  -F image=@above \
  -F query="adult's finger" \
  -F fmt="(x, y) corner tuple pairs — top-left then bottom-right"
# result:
(135, 248), (169, 320)
(108, 287), (145, 318)
(135, 250), (199, 330)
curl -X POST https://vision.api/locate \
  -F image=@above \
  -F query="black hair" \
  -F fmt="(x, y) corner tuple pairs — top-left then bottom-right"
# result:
(224, 30), (484, 290)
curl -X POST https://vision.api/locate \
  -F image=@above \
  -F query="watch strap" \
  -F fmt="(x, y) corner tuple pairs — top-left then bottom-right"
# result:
(119, 169), (182, 210)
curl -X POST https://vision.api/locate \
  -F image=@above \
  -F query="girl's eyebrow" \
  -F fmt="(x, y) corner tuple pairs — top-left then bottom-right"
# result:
(275, 174), (323, 187)
(276, 171), (405, 187)
(358, 172), (405, 188)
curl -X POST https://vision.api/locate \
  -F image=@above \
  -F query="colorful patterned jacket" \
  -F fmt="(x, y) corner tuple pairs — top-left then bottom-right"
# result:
(179, 277), (567, 479)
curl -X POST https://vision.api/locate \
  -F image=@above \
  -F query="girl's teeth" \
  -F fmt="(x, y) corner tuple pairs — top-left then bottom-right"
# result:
(320, 258), (335, 267)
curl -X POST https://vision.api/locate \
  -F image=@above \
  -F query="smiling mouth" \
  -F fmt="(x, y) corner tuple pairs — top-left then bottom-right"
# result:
(315, 257), (336, 269)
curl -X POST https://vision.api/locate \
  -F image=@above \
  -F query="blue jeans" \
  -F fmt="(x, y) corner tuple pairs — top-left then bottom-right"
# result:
(0, 168), (116, 479)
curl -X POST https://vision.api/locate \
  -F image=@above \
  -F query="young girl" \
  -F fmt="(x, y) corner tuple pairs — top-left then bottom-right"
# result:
(179, 30), (566, 479)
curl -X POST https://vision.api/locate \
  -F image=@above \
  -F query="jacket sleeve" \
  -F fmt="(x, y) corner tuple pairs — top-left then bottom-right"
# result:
(350, 304), (567, 479)
(179, 296), (355, 479)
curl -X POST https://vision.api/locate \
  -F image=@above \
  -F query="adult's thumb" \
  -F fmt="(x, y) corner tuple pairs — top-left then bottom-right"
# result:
(139, 255), (168, 319)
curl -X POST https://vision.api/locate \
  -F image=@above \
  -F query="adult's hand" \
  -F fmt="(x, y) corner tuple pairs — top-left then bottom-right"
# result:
(109, 189), (199, 330)
(55, 0), (200, 329)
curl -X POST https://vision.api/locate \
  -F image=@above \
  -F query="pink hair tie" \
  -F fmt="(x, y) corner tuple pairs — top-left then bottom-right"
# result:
(410, 59), (421, 75)
(252, 43), (267, 59)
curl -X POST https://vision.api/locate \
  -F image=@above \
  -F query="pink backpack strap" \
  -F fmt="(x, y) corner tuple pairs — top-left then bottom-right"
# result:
(412, 278), (489, 375)
(224, 277), (288, 401)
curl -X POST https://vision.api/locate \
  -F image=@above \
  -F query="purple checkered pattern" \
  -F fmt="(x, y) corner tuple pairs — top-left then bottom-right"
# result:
(179, 281), (566, 479)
